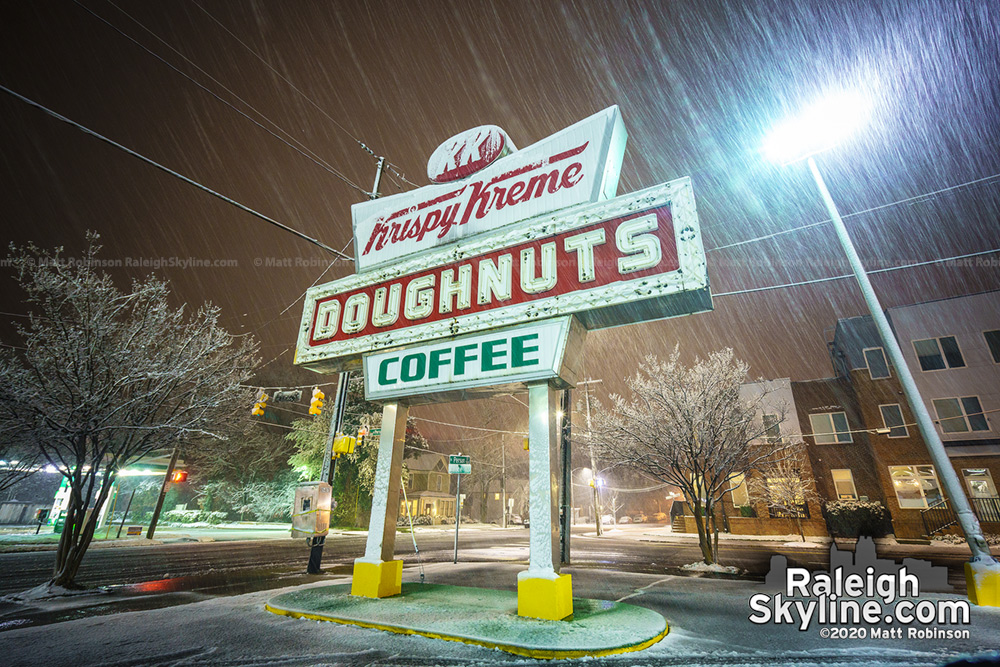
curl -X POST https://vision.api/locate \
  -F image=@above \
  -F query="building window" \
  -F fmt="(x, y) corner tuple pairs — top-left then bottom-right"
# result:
(889, 465), (944, 509)
(809, 412), (852, 444)
(912, 336), (965, 371)
(831, 469), (858, 500)
(435, 475), (442, 492)
(879, 403), (909, 438)
(985, 330), (1000, 364)
(864, 347), (890, 379)
(729, 473), (749, 507)
(932, 396), (989, 433)
(763, 414), (781, 443)
(765, 478), (809, 519)
(962, 468), (998, 498)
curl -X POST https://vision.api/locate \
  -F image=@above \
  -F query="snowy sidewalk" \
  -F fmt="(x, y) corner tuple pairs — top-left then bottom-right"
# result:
(266, 581), (667, 659)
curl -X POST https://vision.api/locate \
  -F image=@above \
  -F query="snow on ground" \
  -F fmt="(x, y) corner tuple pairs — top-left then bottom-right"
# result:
(680, 562), (744, 575)
(2, 562), (997, 667)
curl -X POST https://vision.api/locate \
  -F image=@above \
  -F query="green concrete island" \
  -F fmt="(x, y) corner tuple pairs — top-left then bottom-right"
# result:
(265, 583), (668, 659)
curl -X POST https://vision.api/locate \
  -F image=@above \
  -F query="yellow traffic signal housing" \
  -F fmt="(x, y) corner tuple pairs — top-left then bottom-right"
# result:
(333, 433), (357, 456)
(251, 392), (268, 416)
(309, 387), (325, 415)
(522, 436), (530, 451)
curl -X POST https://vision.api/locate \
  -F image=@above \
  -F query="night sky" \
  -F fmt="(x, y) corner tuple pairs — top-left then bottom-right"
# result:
(2, 0), (999, 442)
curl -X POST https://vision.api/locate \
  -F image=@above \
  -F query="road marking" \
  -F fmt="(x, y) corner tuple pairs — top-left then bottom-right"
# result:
(616, 576), (675, 602)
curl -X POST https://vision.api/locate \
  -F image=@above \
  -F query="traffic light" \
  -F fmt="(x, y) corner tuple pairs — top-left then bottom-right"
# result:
(171, 470), (188, 483)
(309, 387), (325, 415)
(252, 391), (268, 416)
(333, 433), (357, 457)
(523, 436), (530, 451)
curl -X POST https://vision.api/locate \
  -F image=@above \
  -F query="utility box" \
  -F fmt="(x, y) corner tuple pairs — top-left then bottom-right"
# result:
(291, 481), (332, 539)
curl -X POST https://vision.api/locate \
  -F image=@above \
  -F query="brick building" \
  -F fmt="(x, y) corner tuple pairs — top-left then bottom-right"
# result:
(807, 291), (1000, 539)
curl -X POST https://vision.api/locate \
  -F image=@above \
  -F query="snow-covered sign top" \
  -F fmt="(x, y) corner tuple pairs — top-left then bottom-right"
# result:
(351, 106), (627, 274)
(426, 125), (514, 184)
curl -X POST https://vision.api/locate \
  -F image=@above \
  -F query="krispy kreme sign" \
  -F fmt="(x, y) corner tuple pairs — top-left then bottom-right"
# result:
(295, 178), (710, 373)
(352, 106), (627, 273)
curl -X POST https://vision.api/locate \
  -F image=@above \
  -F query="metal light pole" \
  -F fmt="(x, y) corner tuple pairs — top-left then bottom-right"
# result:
(805, 155), (994, 565)
(765, 91), (998, 604)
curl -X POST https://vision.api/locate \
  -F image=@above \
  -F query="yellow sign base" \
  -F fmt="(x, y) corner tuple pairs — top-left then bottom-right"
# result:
(517, 573), (573, 620)
(351, 559), (403, 598)
(965, 561), (1000, 607)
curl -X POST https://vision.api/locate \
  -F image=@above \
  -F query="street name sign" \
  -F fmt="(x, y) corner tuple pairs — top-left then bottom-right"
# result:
(448, 455), (471, 475)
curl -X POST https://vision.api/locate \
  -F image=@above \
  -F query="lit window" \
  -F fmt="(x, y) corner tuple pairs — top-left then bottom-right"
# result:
(729, 473), (749, 507)
(879, 404), (908, 438)
(889, 465), (943, 509)
(932, 396), (989, 433)
(962, 468), (997, 498)
(864, 347), (890, 379)
(809, 412), (852, 444)
(913, 336), (965, 371)
(985, 330), (1000, 364)
(765, 477), (808, 518)
(831, 469), (858, 500)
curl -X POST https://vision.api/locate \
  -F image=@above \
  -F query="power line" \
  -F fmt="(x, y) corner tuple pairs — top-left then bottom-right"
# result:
(76, 0), (369, 198)
(707, 171), (1000, 254)
(0, 84), (351, 260)
(189, 0), (420, 192)
(712, 247), (1000, 299)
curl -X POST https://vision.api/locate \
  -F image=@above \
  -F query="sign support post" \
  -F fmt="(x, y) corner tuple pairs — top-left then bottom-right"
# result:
(453, 472), (461, 563)
(517, 381), (572, 621)
(351, 402), (408, 598)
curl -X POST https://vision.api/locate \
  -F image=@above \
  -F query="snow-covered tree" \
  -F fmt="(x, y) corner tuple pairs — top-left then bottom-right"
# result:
(0, 235), (258, 592)
(592, 347), (792, 564)
(746, 445), (821, 542)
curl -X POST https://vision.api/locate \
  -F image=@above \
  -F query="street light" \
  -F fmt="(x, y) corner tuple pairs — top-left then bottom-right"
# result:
(765, 92), (999, 605)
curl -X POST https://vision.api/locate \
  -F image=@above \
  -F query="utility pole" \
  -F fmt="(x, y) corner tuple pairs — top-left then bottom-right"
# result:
(307, 157), (384, 574)
(580, 379), (603, 536)
(501, 437), (507, 528)
(146, 446), (179, 540)
(559, 388), (572, 564)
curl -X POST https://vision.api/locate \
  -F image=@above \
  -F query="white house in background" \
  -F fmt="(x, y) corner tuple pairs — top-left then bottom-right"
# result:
(399, 451), (455, 523)
(887, 290), (1000, 458)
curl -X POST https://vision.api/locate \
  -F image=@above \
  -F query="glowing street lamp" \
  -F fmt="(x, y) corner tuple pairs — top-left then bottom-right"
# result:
(765, 93), (999, 603)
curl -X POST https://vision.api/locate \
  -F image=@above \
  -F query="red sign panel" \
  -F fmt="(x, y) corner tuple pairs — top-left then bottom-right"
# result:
(308, 205), (677, 347)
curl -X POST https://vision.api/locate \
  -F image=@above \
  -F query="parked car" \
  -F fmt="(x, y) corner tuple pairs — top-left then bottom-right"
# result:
(651, 512), (667, 522)
(632, 512), (647, 523)
(508, 514), (523, 526)
(618, 515), (632, 524)
(601, 514), (615, 525)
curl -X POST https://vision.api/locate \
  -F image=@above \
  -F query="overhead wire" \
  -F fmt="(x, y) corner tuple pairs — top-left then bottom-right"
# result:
(0, 85), (351, 260)
(706, 170), (1000, 254)
(712, 246), (1000, 298)
(188, 0), (419, 191)
(77, 0), (369, 198)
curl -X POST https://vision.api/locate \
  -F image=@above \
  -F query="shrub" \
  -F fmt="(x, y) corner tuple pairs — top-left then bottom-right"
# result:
(198, 511), (227, 525)
(738, 505), (755, 518)
(164, 509), (201, 524)
(823, 500), (892, 538)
